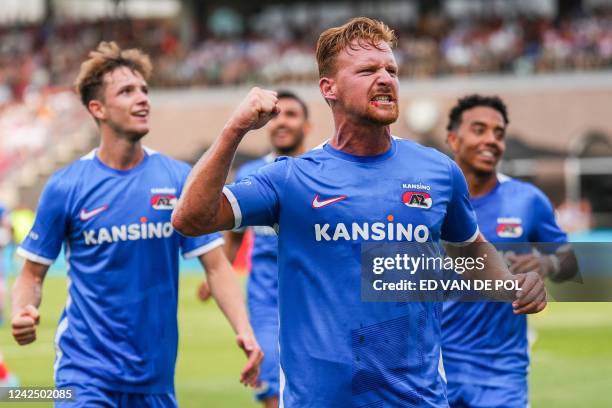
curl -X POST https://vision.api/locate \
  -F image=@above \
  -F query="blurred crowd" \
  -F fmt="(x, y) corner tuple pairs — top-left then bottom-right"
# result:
(1, 9), (612, 101)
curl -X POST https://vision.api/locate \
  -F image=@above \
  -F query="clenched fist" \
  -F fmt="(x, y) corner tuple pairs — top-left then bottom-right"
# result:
(12, 304), (40, 345)
(512, 271), (547, 314)
(227, 88), (279, 134)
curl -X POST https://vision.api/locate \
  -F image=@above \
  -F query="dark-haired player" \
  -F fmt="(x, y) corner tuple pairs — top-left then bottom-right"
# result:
(173, 18), (547, 406)
(11, 42), (262, 407)
(443, 94), (577, 408)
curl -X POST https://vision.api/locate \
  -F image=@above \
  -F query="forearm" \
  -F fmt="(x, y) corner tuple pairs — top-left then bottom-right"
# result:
(549, 249), (579, 282)
(173, 125), (245, 235)
(447, 236), (515, 301)
(12, 268), (45, 317)
(208, 266), (252, 335)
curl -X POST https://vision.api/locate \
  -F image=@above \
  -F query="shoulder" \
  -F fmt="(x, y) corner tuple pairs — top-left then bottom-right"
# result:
(395, 137), (455, 167)
(498, 174), (553, 206)
(145, 148), (192, 177)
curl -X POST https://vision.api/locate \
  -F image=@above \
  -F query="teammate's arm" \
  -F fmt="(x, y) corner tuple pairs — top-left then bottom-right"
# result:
(11, 260), (49, 345)
(446, 234), (547, 314)
(172, 88), (279, 236)
(199, 246), (263, 387)
(224, 230), (245, 262)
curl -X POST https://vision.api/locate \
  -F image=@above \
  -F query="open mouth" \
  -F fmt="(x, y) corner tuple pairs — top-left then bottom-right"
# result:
(132, 110), (149, 119)
(370, 95), (395, 106)
(477, 149), (498, 162)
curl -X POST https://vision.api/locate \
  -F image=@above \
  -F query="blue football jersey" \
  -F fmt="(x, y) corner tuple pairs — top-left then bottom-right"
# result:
(18, 148), (223, 394)
(235, 155), (279, 309)
(442, 174), (568, 387)
(224, 137), (479, 407)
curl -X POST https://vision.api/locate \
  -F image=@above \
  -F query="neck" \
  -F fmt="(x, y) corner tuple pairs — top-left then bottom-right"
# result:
(97, 126), (145, 170)
(460, 164), (498, 198)
(329, 113), (391, 156)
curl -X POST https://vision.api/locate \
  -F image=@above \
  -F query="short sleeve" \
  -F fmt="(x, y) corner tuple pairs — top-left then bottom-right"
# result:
(529, 189), (568, 245)
(441, 160), (479, 245)
(180, 232), (224, 259)
(17, 175), (69, 265)
(223, 159), (287, 230)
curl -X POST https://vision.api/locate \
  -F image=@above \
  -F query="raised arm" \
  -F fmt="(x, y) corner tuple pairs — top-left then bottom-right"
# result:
(172, 88), (279, 236)
(11, 260), (50, 345)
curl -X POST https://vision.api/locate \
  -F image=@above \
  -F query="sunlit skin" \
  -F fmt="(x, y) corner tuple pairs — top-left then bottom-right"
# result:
(320, 40), (399, 156)
(447, 106), (507, 197)
(266, 97), (309, 156)
(87, 66), (151, 170)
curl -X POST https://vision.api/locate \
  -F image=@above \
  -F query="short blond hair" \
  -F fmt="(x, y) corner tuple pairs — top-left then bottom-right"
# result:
(75, 41), (152, 107)
(315, 17), (396, 78)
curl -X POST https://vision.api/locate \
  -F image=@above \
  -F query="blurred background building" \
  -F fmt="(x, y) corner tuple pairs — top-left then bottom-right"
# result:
(1, 0), (611, 231)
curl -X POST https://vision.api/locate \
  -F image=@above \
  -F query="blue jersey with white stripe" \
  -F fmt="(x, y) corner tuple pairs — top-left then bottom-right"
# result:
(442, 175), (567, 387)
(235, 155), (279, 309)
(18, 148), (222, 394)
(224, 137), (479, 407)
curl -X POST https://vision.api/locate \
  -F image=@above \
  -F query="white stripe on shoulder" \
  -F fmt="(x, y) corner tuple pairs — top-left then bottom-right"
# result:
(80, 149), (96, 160)
(143, 146), (158, 155)
(182, 237), (225, 259)
(497, 173), (512, 183)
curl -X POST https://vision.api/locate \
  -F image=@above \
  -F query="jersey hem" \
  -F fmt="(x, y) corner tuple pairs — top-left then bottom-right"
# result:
(182, 237), (225, 259)
(16, 246), (54, 265)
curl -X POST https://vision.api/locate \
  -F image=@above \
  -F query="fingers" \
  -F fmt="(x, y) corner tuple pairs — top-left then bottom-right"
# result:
(240, 347), (264, 387)
(509, 258), (539, 275)
(236, 333), (264, 387)
(12, 316), (38, 345)
(11, 305), (40, 345)
(513, 289), (547, 314)
(24, 304), (40, 323)
(512, 273), (547, 314)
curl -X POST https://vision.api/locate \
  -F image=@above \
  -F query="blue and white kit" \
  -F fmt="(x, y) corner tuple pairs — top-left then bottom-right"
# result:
(224, 137), (479, 407)
(18, 148), (223, 404)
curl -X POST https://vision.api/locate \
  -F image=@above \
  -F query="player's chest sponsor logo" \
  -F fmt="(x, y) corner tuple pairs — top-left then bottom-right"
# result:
(82, 220), (174, 245)
(311, 194), (347, 209)
(79, 205), (109, 221)
(496, 217), (523, 238)
(314, 217), (430, 242)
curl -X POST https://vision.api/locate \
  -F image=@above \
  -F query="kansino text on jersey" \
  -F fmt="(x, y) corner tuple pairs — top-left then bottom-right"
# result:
(314, 222), (430, 242)
(372, 279), (522, 291)
(83, 222), (174, 245)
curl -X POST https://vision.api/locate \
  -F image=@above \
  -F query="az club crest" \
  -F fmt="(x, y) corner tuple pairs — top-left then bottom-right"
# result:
(151, 195), (177, 210)
(402, 191), (432, 209)
(496, 217), (523, 238)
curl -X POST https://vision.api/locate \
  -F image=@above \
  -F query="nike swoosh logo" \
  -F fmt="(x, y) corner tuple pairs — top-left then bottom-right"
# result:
(80, 205), (108, 221)
(312, 194), (347, 209)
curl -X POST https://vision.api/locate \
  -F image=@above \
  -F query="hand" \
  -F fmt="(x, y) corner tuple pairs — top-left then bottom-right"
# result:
(508, 253), (552, 278)
(236, 331), (264, 387)
(512, 271), (547, 314)
(197, 280), (211, 302)
(12, 304), (40, 345)
(227, 88), (279, 134)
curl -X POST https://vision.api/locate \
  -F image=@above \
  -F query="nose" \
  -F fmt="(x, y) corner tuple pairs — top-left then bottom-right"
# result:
(376, 68), (393, 86)
(136, 90), (149, 106)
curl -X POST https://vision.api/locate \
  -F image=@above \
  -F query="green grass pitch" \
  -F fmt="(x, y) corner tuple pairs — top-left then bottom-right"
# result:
(1, 275), (611, 407)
